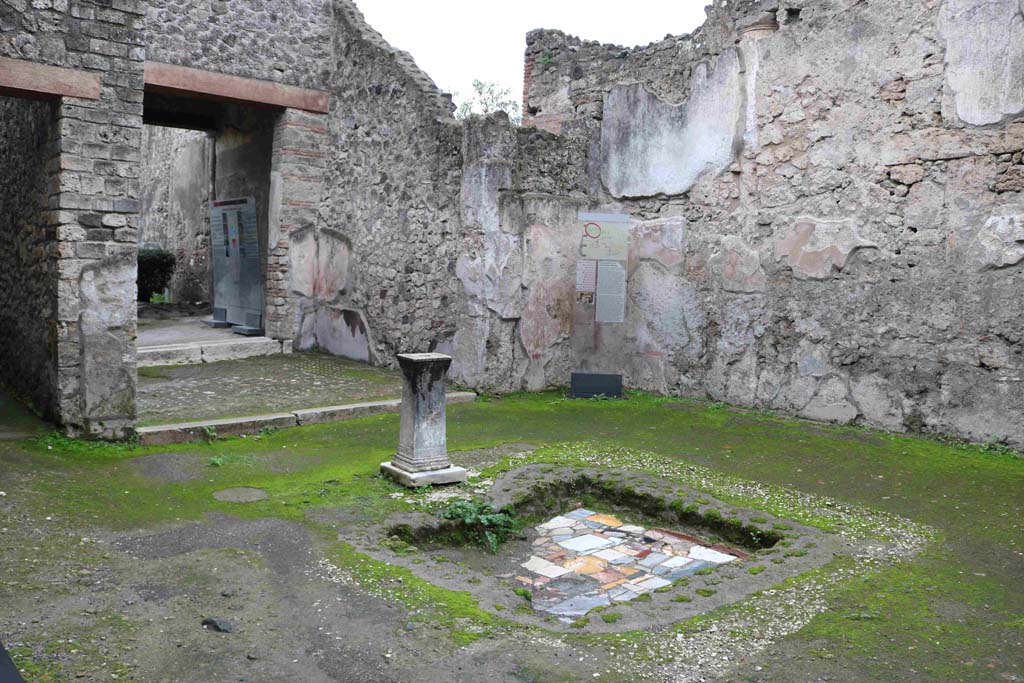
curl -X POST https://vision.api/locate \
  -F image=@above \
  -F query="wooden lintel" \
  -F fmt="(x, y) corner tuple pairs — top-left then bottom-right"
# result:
(0, 56), (101, 101)
(144, 62), (329, 114)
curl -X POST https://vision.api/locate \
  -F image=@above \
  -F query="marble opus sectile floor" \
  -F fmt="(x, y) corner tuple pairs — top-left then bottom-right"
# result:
(516, 509), (741, 621)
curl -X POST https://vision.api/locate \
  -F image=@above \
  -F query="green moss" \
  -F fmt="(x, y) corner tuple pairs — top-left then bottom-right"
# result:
(671, 594), (692, 603)
(600, 612), (623, 623)
(570, 617), (589, 629)
(4, 388), (1021, 679)
(513, 587), (532, 602)
(695, 588), (717, 598)
(748, 566), (766, 575)
(8, 646), (64, 681)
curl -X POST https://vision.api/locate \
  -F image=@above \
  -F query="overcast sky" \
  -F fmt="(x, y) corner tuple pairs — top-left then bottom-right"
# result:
(353, 0), (708, 108)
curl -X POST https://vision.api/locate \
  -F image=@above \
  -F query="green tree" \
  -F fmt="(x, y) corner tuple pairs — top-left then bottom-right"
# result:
(455, 80), (522, 125)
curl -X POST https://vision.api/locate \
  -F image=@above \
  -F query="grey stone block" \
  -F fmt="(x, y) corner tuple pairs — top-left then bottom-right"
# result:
(379, 462), (468, 488)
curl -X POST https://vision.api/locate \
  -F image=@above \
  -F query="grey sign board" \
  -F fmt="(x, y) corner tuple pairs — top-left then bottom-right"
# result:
(210, 197), (263, 330)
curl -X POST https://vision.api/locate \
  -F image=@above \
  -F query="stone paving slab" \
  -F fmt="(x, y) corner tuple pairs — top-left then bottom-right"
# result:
(137, 338), (291, 367)
(137, 352), (407, 426)
(519, 511), (741, 621)
(136, 392), (478, 445)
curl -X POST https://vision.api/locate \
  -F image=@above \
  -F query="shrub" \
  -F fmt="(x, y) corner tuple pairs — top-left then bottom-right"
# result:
(439, 499), (516, 553)
(137, 248), (176, 302)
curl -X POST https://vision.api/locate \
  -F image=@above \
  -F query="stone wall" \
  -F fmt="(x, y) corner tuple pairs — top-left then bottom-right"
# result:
(143, 0), (334, 88)
(139, 125), (212, 303)
(0, 0), (146, 438)
(288, 0), (464, 361)
(0, 96), (58, 417)
(439, 0), (1024, 448)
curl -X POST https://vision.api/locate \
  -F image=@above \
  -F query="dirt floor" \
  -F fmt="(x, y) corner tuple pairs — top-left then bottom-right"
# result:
(0, 389), (1021, 682)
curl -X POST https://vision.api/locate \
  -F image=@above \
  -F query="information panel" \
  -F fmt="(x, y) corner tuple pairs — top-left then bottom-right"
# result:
(210, 197), (263, 329)
(595, 260), (627, 323)
(578, 212), (631, 324)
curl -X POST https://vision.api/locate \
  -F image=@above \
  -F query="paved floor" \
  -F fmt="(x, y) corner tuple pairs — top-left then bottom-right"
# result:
(520, 510), (740, 620)
(137, 315), (239, 347)
(136, 352), (405, 426)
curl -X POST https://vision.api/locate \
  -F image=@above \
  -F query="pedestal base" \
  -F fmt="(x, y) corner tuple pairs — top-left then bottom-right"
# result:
(380, 461), (468, 488)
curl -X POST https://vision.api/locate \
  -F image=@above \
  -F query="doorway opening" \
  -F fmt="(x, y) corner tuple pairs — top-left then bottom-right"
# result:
(136, 93), (287, 367)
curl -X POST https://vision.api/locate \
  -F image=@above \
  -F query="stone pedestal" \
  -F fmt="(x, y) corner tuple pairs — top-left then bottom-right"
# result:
(380, 353), (467, 487)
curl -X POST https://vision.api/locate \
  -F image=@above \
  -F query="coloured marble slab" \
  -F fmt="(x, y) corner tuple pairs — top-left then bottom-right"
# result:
(518, 510), (743, 620)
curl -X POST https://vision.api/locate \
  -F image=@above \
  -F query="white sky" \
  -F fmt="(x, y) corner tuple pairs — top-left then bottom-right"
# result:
(353, 0), (708, 108)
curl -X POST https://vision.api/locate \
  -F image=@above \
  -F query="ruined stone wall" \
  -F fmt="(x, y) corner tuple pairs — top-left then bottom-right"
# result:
(0, 97), (59, 417)
(139, 125), (212, 303)
(0, 0), (146, 438)
(448, 0), (1024, 448)
(143, 0), (334, 88)
(288, 0), (464, 362)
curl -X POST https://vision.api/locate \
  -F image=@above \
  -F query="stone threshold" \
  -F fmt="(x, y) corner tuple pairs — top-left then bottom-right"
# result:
(137, 337), (293, 367)
(136, 392), (477, 445)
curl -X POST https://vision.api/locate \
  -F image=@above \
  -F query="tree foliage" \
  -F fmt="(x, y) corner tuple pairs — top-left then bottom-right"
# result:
(455, 80), (522, 125)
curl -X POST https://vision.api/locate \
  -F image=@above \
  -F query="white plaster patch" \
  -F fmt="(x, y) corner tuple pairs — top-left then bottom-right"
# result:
(939, 0), (1024, 126)
(600, 48), (744, 198)
(970, 205), (1024, 271)
(313, 307), (371, 363)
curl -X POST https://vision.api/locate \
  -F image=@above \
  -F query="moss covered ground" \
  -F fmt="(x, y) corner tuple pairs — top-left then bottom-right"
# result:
(0, 390), (1021, 681)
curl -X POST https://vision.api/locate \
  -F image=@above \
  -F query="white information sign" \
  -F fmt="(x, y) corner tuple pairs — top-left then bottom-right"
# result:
(579, 212), (631, 324)
(595, 260), (627, 323)
(576, 259), (597, 292)
(579, 213), (630, 261)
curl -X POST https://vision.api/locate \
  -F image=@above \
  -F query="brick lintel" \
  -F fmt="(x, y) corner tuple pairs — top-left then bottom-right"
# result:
(144, 62), (330, 114)
(0, 56), (102, 101)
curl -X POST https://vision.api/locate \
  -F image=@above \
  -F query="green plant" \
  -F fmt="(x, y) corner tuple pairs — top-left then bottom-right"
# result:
(439, 499), (516, 553)
(537, 48), (554, 66)
(137, 248), (176, 302)
(208, 456), (224, 468)
(513, 587), (532, 602)
(748, 565), (766, 575)
(200, 425), (218, 443)
(148, 292), (168, 304)
(454, 80), (522, 125)
(696, 588), (717, 597)
(671, 594), (692, 603)
(570, 617), (589, 628)
(600, 612), (623, 623)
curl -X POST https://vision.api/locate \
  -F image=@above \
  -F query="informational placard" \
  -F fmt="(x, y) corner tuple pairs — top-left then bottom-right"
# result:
(579, 213), (630, 261)
(576, 259), (597, 292)
(595, 260), (627, 323)
(578, 212), (631, 324)
(210, 197), (263, 328)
